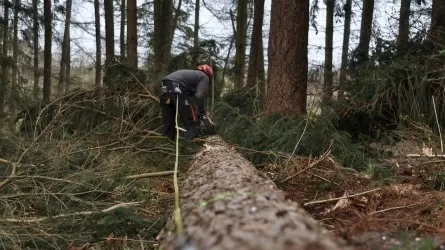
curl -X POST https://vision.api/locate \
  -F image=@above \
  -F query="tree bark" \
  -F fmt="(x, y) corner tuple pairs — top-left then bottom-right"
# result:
(0, 1), (10, 115)
(94, 0), (102, 88)
(43, 0), (52, 103)
(11, 0), (19, 113)
(429, 0), (445, 49)
(338, 0), (352, 101)
(58, 0), (72, 96)
(258, 39), (266, 100)
(151, 0), (173, 86)
(323, 0), (334, 102)
(246, 0), (264, 89)
(158, 137), (348, 250)
(33, 0), (39, 99)
(127, 0), (137, 67)
(192, 0), (200, 65)
(234, 0), (248, 89)
(266, 0), (309, 115)
(104, 0), (115, 87)
(397, 0), (411, 51)
(356, 0), (374, 64)
(120, 0), (126, 59)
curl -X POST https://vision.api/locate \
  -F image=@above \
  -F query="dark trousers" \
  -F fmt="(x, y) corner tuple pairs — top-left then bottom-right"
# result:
(160, 93), (200, 140)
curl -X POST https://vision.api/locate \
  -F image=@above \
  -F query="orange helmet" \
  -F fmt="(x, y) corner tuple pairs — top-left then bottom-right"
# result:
(196, 64), (214, 79)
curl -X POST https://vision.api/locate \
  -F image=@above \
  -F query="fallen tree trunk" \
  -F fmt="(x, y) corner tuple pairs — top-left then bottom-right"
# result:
(158, 137), (349, 250)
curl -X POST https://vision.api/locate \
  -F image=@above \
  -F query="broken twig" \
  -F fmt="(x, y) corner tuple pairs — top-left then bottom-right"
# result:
(303, 188), (380, 207)
(125, 171), (175, 180)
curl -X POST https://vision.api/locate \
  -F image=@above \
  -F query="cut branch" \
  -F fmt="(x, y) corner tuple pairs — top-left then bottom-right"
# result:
(303, 188), (381, 207)
(125, 171), (175, 180)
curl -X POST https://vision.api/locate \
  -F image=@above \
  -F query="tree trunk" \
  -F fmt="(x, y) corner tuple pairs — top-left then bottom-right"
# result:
(33, 0), (39, 99)
(0, 1), (10, 114)
(58, 0), (72, 96)
(43, 0), (52, 103)
(127, 0), (137, 67)
(258, 39), (266, 100)
(429, 0), (445, 49)
(337, 0), (352, 101)
(266, 0), (309, 115)
(11, 0), (19, 113)
(192, 0), (199, 65)
(397, 0), (411, 51)
(158, 137), (348, 250)
(356, 0), (374, 64)
(234, 0), (248, 89)
(323, 0), (334, 103)
(120, 0), (126, 58)
(246, 0), (264, 89)
(94, 0), (102, 88)
(104, 0), (115, 87)
(151, 0), (173, 86)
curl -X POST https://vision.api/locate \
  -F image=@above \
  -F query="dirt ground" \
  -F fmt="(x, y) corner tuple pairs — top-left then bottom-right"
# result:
(263, 148), (445, 250)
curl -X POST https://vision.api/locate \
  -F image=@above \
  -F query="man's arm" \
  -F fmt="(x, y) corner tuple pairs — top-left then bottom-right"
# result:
(194, 77), (210, 114)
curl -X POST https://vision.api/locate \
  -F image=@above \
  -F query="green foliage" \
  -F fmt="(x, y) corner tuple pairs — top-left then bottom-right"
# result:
(391, 232), (435, 250)
(213, 99), (369, 170)
(367, 163), (397, 185)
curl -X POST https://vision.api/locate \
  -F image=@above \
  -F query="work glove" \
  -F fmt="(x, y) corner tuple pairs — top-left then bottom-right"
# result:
(199, 112), (216, 135)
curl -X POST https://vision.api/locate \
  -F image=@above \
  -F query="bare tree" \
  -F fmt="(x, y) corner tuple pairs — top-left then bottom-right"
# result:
(338, 0), (352, 101)
(58, 0), (73, 95)
(94, 0), (101, 88)
(43, 0), (52, 103)
(234, 0), (248, 89)
(266, 0), (309, 115)
(33, 0), (39, 99)
(0, 1), (10, 114)
(104, 0), (115, 87)
(397, 0), (411, 51)
(11, 0), (20, 113)
(127, 0), (137, 67)
(192, 0), (199, 65)
(323, 0), (335, 102)
(356, 0), (374, 63)
(120, 0), (126, 58)
(246, 0), (265, 90)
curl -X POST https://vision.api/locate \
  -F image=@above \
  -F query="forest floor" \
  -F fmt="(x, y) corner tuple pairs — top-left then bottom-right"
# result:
(267, 140), (445, 250)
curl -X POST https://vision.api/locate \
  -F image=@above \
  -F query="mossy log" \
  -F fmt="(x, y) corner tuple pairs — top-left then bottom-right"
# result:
(158, 137), (349, 250)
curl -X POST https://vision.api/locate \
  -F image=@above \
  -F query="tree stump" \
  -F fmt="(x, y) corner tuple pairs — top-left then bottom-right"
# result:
(158, 137), (348, 250)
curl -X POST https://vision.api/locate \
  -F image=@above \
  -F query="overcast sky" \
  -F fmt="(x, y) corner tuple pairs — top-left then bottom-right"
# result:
(59, 0), (431, 69)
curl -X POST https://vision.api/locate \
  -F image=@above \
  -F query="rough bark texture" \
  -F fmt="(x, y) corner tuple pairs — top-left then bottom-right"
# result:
(258, 40), (266, 100)
(158, 137), (348, 250)
(323, 0), (334, 102)
(192, 0), (200, 65)
(11, 0), (19, 113)
(33, 0), (39, 99)
(120, 0), (126, 58)
(104, 0), (115, 87)
(94, 0), (101, 88)
(127, 0), (137, 67)
(0, 1), (10, 114)
(151, 0), (173, 89)
(234, 0), (248, 89)
(430, 0), (445, 49)
(266, 0), (308, 115)
(356, 0), (374, 64)
(397, 0), (411, 51)
(58, 0), (72, 95)
(246, 0), (264, 89)
(337, 0), (351, 101)
(43, 0), (52, 103)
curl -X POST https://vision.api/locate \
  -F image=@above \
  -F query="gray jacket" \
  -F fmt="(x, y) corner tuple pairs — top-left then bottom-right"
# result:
(162, 69), (210, 113)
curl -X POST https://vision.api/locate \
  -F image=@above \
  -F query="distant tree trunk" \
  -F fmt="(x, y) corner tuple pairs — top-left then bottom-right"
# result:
(246, 0), (264, 89)
(58, 0), (72, 96)
(356, 0), (374, 64)
(127, 0), (137, 67)
(266, 0), (309, 115)
(397, 0), (411, 51)
(33, 0), (39, 99)
(43, 0), (52, 103)
(323, 0), (334, 103)
(429, 0), (445, 49)
(11, 0), (19, 113)
(104, 0), (115, 87)
(192, 0), (199, 65)
(151, 0), (173, 85)
(0, 1), (10, 114)
(234, 0), (248, 89)
(170, 0), (182, 42)
(338, 0), (352, 101)
(258, 41), (266, 100)
(120, 0), (126, 59)
(94, 0), (102, 88)
(158, 137), (346, 250)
